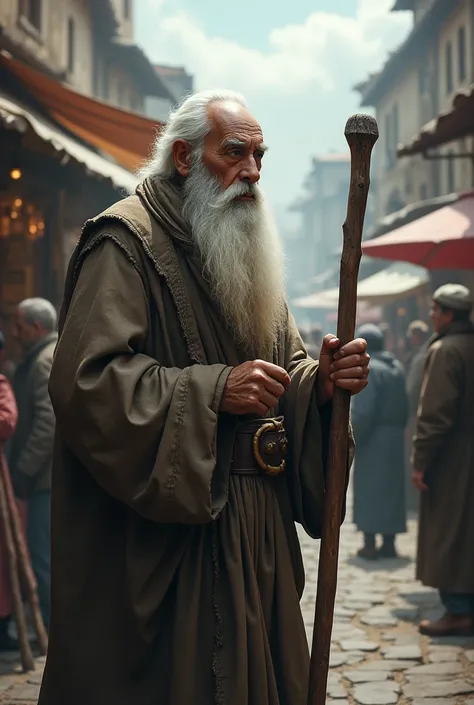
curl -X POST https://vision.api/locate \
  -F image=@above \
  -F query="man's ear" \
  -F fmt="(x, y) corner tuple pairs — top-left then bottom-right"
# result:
(172, 140), (192, 177)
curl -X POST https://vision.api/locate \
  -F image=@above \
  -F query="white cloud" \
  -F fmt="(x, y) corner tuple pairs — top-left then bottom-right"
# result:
(138, 0), (412, 222)
(152, 0), (411, 94)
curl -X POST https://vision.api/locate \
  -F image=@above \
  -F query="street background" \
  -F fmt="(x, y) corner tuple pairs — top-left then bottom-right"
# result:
(1, 1), (474, 702)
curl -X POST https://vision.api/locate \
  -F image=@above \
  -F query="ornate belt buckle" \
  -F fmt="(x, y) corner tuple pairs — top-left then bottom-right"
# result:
(252, 419), (287, 476)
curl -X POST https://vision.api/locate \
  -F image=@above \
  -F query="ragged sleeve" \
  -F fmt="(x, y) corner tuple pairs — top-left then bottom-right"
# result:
(49, 237), (234, 525)
(280, 315), (353, 538)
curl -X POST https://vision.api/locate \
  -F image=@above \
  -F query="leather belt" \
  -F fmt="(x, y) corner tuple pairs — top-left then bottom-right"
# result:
(230, 417), (288, 476)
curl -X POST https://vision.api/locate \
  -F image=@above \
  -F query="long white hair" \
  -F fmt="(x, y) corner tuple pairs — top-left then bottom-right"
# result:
(137, 90), (286, 357)
(137, 89), (248, 182)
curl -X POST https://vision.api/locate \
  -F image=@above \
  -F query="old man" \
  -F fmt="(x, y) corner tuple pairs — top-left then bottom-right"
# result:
(9, 298), (57, 630)
(413, 284), (474, 636)
(38, 90), (369, 705)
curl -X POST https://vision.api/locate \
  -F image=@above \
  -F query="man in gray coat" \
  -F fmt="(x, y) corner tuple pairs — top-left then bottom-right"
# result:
(413, 284), (474, 637)
(9, 298), (57, 629)
(351, 324), (408, 560)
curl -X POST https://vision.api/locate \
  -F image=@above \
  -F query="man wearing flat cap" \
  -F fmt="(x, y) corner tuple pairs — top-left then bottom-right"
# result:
(412, 284), (474, 636)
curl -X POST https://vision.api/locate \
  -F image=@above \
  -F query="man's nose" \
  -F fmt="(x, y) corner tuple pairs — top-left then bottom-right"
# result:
(239, 161), (260, 185)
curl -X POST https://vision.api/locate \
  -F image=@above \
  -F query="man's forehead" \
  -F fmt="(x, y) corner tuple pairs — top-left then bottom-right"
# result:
(207, 101), (264, 143)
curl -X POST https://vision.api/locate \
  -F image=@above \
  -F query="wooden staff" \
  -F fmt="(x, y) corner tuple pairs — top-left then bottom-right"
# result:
(0, 452), (35, 672)
(0, 452), (48, 655)
(308, 114), (379, 705)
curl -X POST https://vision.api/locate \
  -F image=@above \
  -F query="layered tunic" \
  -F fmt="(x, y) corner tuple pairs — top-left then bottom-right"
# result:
(38, 178), (350, 705)
(414, 321), (474, 593)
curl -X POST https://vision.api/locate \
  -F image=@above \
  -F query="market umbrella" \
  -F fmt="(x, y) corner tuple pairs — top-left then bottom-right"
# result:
(362, 190), (474, 269)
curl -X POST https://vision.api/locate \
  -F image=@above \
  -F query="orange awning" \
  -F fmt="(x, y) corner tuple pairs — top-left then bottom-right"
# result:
(0, 93), (138, 192)
(1, 53), (164, 171)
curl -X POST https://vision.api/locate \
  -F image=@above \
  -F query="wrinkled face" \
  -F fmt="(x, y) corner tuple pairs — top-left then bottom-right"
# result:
(430, 302), (453, 334)
(202, 102), (267, 195)
(177, 101), (285, 356)
(12, 310), (43, 351)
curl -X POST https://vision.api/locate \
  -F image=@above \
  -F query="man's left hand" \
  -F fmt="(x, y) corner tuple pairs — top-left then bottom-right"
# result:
(316, 334), (370, 406)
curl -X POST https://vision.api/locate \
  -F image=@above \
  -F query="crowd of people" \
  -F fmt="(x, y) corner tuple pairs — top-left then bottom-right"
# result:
(301, 282), (474, 637)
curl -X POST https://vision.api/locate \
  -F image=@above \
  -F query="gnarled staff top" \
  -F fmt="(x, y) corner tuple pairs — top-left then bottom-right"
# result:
(344, 113), (379, 139)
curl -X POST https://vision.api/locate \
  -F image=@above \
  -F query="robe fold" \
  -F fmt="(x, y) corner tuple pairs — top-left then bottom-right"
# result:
(38, 177), (352, 705)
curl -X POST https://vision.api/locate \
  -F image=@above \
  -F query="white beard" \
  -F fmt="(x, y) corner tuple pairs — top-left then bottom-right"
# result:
(182, 158), (286, 357)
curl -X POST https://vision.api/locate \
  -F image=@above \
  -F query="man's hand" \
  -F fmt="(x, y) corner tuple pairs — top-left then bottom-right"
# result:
(317, 334), (370, 406)
(412, 469), (428, 492)
(220, 360), (291, 416)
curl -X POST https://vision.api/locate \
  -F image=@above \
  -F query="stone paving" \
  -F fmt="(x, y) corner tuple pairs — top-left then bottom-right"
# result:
(0, 499), (473, 703)
(300, 501), (474, 705)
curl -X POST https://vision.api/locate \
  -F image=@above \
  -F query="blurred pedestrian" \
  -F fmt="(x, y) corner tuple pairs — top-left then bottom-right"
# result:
(405, 320), (430, 378)
(0, 329), (20, 650)
(405, 320), (430, 512)
(303, 324), (323, 358)
(351, 323), (408, 560)
(8, 298), (57, 630)
(413, 284), (474, 636)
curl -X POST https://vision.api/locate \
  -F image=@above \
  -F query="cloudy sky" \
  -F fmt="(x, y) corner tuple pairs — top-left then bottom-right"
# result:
(135, 0), (412, 227)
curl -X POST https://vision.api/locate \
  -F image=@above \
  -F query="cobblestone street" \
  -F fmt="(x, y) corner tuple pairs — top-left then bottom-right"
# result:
(300, 497), (474, 705)
(1, 497), (473, 704)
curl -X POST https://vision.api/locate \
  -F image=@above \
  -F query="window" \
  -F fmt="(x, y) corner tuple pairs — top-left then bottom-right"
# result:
(67, 18), (75, 74)
(418, 64), (427, 95)
(392, 104), (399, 153)
(92, 45), (99, 97)
(123, 0), (131, 19)
(458, 26), (466, 82)
(445, 40), (453, 94)
(102, 61), (110, 100)
(384, 105), (399, 170)
(385, 113), (393, 169)
(19, 0), (42, 31)
(447, 151), (456, 193)
(131, 93), (142, 113)
(117, 81), (124, 107)
(386, 189), (404, 215)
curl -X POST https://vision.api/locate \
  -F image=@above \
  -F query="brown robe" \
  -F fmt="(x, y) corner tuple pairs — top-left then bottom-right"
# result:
(413, 321), (474, 593)
(38, 178), (350, 705)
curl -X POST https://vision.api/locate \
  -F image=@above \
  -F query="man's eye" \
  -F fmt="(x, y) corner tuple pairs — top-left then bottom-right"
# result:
(228, 149), (242, 157)
(255, 151), (265, 160)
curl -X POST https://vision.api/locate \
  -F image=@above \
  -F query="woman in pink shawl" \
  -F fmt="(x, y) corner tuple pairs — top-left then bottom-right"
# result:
(0, 330), (24, 651)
